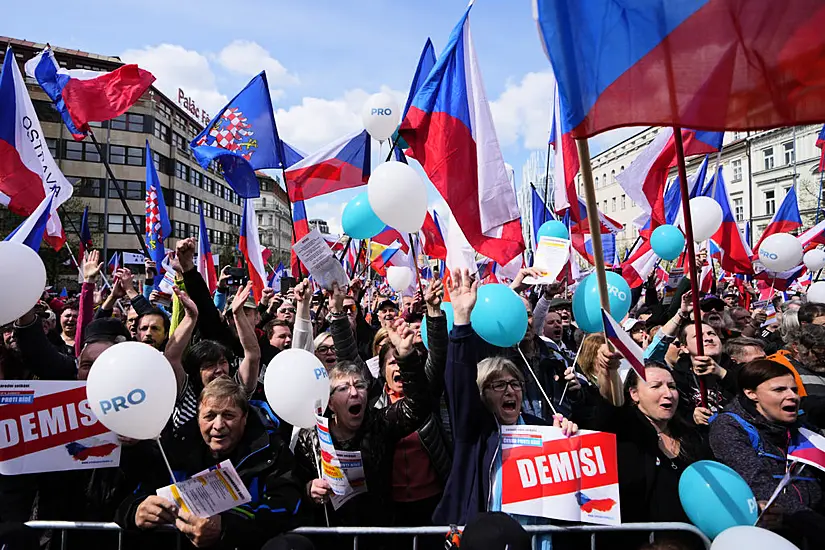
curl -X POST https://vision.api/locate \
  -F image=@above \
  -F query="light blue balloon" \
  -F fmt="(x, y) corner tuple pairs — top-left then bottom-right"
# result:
(537, 220), (569, 241)
(572, 272), (632, 333)
(421, 302), (455, 349)
(471, 284), (527, 347)
(650, 224), (686, 261)
(342, 191), (386, 239)
(679, 460), (758, 539)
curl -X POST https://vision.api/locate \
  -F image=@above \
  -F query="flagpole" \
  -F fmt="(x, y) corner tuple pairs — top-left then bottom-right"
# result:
(542, 141), (553, 213)
(673, 128), (708, 407)
(408, 233), (424, 296)
(281, 168), (303, 281)
(87, 130), (151, 258)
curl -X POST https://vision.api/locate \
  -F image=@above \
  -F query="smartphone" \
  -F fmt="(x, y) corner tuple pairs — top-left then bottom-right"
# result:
(280, 276), (296, 295)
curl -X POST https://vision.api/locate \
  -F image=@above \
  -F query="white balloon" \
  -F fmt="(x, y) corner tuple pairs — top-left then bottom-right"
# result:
(689, 197), (723, 242)
(807, 281), (825, 304)
(368, 161), (427, 233)
(0, 242), (47, 326)
(86, 342), (177, 440)
(803, 249), (825, 271)
(361, 92), (400, 141)
(711, 526), (799, 550)
(758, 233), (803, 272)
(387, 266), (413, 291)
(264, 348), (330, 429)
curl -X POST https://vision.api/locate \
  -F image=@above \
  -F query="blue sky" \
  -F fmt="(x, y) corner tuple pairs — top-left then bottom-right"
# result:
(6, 0), (634, 232)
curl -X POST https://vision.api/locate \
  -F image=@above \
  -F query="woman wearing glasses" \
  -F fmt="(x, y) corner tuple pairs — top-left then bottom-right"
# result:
(291, 318), (431, 543)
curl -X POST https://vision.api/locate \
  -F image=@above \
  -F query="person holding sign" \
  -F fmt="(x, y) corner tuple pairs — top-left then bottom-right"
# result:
(292, 318), (431, 543)
(432, 268), (577, 550)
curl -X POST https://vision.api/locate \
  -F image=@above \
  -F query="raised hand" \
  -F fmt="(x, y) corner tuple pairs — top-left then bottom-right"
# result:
(260, 287), (275, 308)
(118, 268), (139, 299)
(449, 268), (477, 326)
(175, 238), (197, 272)
(217, 265), (231, 291)
(82, 250), (103, 283)
(424, 279), (444, 316)
(510, 267), (542, 293)
(386, 317), (416, 356)
(231, 281), (253, 314)
(328, 281), (346, 314)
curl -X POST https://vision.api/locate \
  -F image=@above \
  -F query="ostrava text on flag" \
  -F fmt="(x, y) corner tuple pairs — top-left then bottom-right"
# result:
(145, 141), (171, 286)
(191, 72), (285, 199)
(285, 130), (371, 202)
(535, 0), (825, 138)
(400, 4), (524, 265)
(25, 48), (154, 140)
(0, 47), (73, 250)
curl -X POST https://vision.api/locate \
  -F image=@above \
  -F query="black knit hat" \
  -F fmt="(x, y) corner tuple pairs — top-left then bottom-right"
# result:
(83, 318), (130, 345)
(460, 512), (531, 550)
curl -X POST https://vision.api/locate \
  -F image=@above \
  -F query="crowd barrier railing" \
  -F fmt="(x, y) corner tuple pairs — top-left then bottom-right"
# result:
(18, 520), (712, 550)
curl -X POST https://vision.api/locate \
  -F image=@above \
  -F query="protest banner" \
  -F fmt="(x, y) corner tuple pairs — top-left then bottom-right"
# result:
(0, 380), (120, 475)
(501, 425), (619, 525)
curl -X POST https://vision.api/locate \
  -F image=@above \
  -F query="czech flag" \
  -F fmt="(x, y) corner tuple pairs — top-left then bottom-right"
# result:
(25, 47), (154, 140)
(79, 206), (93, 261)
(239, 199), (267, 303)
(268, 262), (288, 291)
(754, 187), (803, 252)
(400, 3), (525, 265)
(0, 47), (73, 250)
(549, 82), (580, 221)
(198, 203), (217, 295)
(709, 167), (754, 275)
(621, 240), (658, 289)
(602, 309), (645, 381)
(536, 0), (825, 138)
(3, 191), (56, 251)
(285, 130), (371, 202)
(816, 125), (825, 172)
(108, 252), (120, 274)
(372, 225), (409, 254)
(789, 427), (825, 474)
(291, 198), (310, 278)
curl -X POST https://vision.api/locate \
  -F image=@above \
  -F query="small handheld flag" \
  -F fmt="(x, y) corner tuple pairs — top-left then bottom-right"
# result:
(601, 309), (646, 381)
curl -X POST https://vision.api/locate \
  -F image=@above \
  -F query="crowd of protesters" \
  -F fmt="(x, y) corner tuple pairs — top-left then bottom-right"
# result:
(2, 239), (825, 550)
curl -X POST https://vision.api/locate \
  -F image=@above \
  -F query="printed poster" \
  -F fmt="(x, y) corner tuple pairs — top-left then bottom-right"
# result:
(157, 459), (251, 517)
(315, 414), (367, 510)
(0, 380), (121, 474)
(501, 425), (620, 525)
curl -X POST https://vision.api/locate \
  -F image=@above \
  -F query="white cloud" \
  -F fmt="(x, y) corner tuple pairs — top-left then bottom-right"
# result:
(490, 71), (555, 151)
(216, 40), (299, 97)
(121, 44), (228, 115)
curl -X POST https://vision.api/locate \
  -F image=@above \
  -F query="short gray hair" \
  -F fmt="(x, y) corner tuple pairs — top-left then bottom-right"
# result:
(328, 361), (364, 383)
(476, 356), (524, 395)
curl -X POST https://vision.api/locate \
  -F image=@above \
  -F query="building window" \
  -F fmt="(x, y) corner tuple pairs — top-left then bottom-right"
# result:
(46, 138), (59, 158)
(64, 141), (100, 162)
(191, 171), (202, 188)
(109, 145), (144, 166)
(172, 132), (187, 152)
(204, 177), (213, 194)
(173, 220), (187, 238)
(107, 214), (127, 234)
(763, 147), (774, 170)
(109, 113), (146, 132)
(611, 197), (616, 212)
(261, 197), (267, 208)
(611, 170), (616, 184)
(257, 214), (263, 226)
(204, 203), (213, 217)
(215, 207), (223, 222)
(621, 194), (626, 210)
(69, 176), (103, 198)
(175, 191), (188, 210)
(32, 100), (63, 124)
(733, 197), (744, 221)
(175, 161), (189, 181)
(190, 224), (198, 237)
(765, 189), (776, 216)
(783, 141), (795, 165)
(109, 180), (143, 200)
(732, 159), (742, 182)
(155, 101), (172, 120)
(153, 120), (170, 143)
(152, 151), (169, 174)
(603, 200), (607, 211)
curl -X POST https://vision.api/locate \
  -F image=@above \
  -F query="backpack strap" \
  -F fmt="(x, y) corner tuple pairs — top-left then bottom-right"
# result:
(711, 412), (786, 461)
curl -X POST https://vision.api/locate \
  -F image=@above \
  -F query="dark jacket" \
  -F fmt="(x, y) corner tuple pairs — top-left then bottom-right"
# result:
(13, 316), (76, 380)
(432, 324), (544, 525)
(330, 316), (383, 401)
(292, 349), (430, 527)
(181, 268), (242, 356)
(673, 353), (739, 417)
(371, 314), (453, 485)
(119, 408), (302, 550)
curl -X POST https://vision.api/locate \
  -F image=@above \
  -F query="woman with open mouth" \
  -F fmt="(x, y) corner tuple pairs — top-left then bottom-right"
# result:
(710, 359), (825, 547)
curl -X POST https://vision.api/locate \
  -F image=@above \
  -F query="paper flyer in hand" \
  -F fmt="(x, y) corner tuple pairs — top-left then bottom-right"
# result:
(523, 237), (570, 285)
(157, 459), (251, 518)
(315, 414), (367, 510)
(500, 425), (620, 525)
(292, 229), (349, 290)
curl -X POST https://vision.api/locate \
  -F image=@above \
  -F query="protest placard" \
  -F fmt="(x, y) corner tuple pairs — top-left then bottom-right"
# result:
(523, 237), (570, 285)
(315, 414), (367, 510)
(157, 459), (251, 517)
(0, 380), (120, 475)
(293, 229), (349, 290)
(501, 425), (620, 525)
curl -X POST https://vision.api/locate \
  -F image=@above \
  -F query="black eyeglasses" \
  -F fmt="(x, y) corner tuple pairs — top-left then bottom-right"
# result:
(485, 380), (524, 393)
(316, 345), (335, 354)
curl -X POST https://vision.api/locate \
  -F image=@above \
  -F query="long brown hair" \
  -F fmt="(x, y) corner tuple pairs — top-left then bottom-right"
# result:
(576, 333), (605, 384)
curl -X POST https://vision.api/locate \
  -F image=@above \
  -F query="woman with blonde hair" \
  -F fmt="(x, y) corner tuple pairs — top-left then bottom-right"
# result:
(575, 333), (606, 385)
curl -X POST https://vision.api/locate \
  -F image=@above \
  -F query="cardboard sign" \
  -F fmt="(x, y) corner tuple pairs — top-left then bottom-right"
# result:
(0, 381), (121, 474)
(501, 425), (620, 525)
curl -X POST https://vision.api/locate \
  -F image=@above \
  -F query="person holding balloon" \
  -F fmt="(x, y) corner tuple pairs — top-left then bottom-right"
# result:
(292, 317), (432, 539)
(709, 359), (825, 546)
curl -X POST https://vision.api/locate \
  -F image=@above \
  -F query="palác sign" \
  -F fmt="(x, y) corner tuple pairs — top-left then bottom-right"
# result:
(501, 425), (620, 525)
(177, 89), (211, 125)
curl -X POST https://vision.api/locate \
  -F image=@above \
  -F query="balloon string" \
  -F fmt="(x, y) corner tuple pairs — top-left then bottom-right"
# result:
(516, 346), (558, 418)
(156, 437), (177, 486)
(313, 436), (331, 527)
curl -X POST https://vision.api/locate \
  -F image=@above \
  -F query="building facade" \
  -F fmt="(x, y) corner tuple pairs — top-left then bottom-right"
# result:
(309, 219), (329, 235)
(0, 36), (291, 270)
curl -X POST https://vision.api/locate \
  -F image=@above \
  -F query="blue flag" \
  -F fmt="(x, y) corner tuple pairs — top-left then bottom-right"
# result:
(530, 186), (553, 247)
(191, 72), (285, 198)
(4, 192), (55, 251)
(145, 141), (171, 286)
(403, 38), (437, 119)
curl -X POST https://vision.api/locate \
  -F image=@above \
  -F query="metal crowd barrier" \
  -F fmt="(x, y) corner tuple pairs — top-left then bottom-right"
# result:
(19, 520), (712, 550)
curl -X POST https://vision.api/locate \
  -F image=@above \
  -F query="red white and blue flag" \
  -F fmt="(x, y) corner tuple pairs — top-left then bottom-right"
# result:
(197, 203), (218, 295)
(601, 309), (645, 381)
(549, 83), (580, 221)
(3, 191), (56, 251)
(0, 47), (73, 250)
(400, 3), (525, 265)
(816, 125), (825, 173)
(107, 252), (120, 274)
(79, 206), (93, 261)
(709, 167), (754, 274)
(420, 210), (447, 261)
(291, 198), (310, 278)
(24, 47), (154, 140)
(788, 427), (825, 473)
(285, 130), (371, 202)
(536, 1), (825, 138)
(754, 187), (803, 252)
(267, 262), (288, 291)
(621, 240), (658, 289)
(239, 199), (267, 303)
(372, 225), (409, 254)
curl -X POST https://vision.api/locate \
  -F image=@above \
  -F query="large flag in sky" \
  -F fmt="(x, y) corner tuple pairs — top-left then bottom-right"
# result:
(0, 47), (73, 250)
(4, 191), (56, 251)
(145, 141), (171, 285)
(754, 186), (803, 252)
(191, 72), (285, 199)
(239, 199), (267, 303)
(535, 0), (825, 138)
(709, 167), (753, 274)
(402, 38), (437, 119)
(549, 83), (580, 220)
(198, 203), (218, 295)
(400, 4), (525, 265)
(24, 47), (155, 140)
(284, 130), (371, 202)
